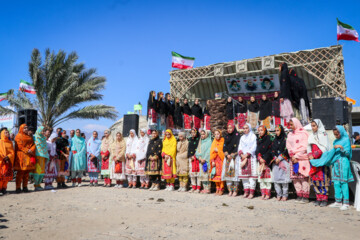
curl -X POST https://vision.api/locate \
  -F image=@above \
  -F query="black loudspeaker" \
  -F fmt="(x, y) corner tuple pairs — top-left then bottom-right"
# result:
(312, 98), (348, 130)
(18, 109), (38, 131)
(122, 114), (139, 137)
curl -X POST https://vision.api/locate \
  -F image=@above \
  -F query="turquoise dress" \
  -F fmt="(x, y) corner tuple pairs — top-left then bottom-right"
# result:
(310, 125), (354, 204)
(70, 136), (87, 172)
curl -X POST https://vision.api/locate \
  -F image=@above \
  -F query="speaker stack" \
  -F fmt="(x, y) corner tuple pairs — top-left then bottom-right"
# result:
(312, 97), (349, 130)
(122, 114), (139, 137)
(18, 109), (38, 131)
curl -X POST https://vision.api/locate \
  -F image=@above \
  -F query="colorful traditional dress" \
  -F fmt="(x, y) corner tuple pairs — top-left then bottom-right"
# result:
(110, 135), (127, 186)
(44, 134), (58, 189)
(0, 130), (15, 193)
(101, 133), (113, 186)
(195, 130), (212, 193)
(256, 126), (273, 197)
(236, 99), (247, 130)
(247, 100), (259, 130)
(70, 134), (87, 184)
(271, 125), (291, 198)
(203, 107), (211, 131)
(161, 129), (177, 189)
(145, 133), (163, 187)
(210, 133), (225, 192)
(56, 135), (70, 185)
(191, 103), (203, 130)
(134, 130), (150, 187)
(188, 129), (200, 191)
(176, 133), (189, 190)
(307, 119), (331, 202)
(156, 94), (167, 132)
(33, 126), (50, 190)
(286, 118), (310, 199)
(87, 136), (101, 184)
(125, 130), (139, 187)
(259, 98), (272, 130)
(279, 63), (294, 125)
(147, 91), (157, 130)
(237, 123), (258, 196)
(310, 125), (354, 206)
(14, 124), (36, 190)
(221, 126), (241, 194)
(183, 103), (192, 130)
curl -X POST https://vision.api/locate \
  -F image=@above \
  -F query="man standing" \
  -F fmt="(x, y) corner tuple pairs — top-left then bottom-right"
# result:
(352, 132), (360, 145)
(87, 131), (101, 186)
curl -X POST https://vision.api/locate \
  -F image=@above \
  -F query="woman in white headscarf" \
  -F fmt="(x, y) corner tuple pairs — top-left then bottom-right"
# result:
(44, 130), (58, 190)
(307, 119), (331, 207)
(125, 129), (139, 188)
(134, 129), (150, 189)
(237, 123), (257, 199)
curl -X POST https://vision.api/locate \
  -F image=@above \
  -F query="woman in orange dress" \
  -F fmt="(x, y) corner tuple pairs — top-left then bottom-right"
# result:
(0, 128), (15, 195)
(14, 124), (36, 193)
(210, 129), (225, 195)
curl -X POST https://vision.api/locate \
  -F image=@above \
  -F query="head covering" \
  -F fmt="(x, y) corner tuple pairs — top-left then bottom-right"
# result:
(156, 92), (167, 115)
(226, 98), (234, 119)
(135, 129), (149, 161)
(87, 134), (102, 158)
(162, 129), (177, 162)
(310, 125), (353, 170)
(191, 102), (203, 119)
(236, 98), (247, 114)
(259, 96), (272, 120)
(286, 118), (309, 161)
(238, 123), (257, 158)
(272, 93), (281, 117)
(34, 126), (49, 159)
(334, 125), (352, 159)
(279, 62), (292, 100)
(271, 125), (288, 159)
(248, 98), (259, 113)
(223, 124), (240, 155)
(308, 119), (330, 153)
(187, 128), (200, 157)
(165, 93), (174, 117)
(126, 129), (139, 155)
(183, 101), (192, 115)
(101, 129), (113, 152)
(195, 130), (212, 162)
(111, 133), (126, 162)
(210, 130), (225, 161)
(289, 69), (311, 115)
(255, 126), (273, 165)
(145, 130), (162, 163)
(0, 129), (15, 165)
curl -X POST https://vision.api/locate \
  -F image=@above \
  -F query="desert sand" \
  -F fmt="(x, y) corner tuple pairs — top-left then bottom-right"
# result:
(1, 179), (359, 240)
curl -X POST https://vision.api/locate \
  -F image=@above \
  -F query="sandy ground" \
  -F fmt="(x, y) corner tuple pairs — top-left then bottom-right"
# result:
(0, 179), (360, 240)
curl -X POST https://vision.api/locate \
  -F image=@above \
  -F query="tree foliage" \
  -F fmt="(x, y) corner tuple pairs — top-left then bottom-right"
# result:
(0, 48), (117, 129)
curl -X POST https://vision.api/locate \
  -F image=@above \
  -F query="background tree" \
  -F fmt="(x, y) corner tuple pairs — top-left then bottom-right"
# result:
(0, 48), (117, 129)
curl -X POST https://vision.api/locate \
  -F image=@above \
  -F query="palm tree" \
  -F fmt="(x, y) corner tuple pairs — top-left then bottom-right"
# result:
(0, 48), (117, 129)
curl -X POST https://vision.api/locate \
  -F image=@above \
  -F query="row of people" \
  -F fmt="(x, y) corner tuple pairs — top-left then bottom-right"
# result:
(147, 63), (311, 133)
(0, 120), (354, 211)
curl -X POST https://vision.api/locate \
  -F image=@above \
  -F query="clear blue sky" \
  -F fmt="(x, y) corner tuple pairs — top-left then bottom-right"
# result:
(1, 0), (360, 133)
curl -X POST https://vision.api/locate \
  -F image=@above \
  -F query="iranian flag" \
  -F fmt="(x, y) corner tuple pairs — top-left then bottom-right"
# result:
(0, 93), (7, 102)
(19, 80), (36, 94)
(337, 18), (359, 42)
(171, 51), (195, 69)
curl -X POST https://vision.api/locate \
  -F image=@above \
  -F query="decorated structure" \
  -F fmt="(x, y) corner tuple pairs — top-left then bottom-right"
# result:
(169, 45), (346, 100)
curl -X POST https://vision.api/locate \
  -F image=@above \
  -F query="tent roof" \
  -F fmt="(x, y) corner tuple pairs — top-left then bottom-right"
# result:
(169, 45), (346, 101)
